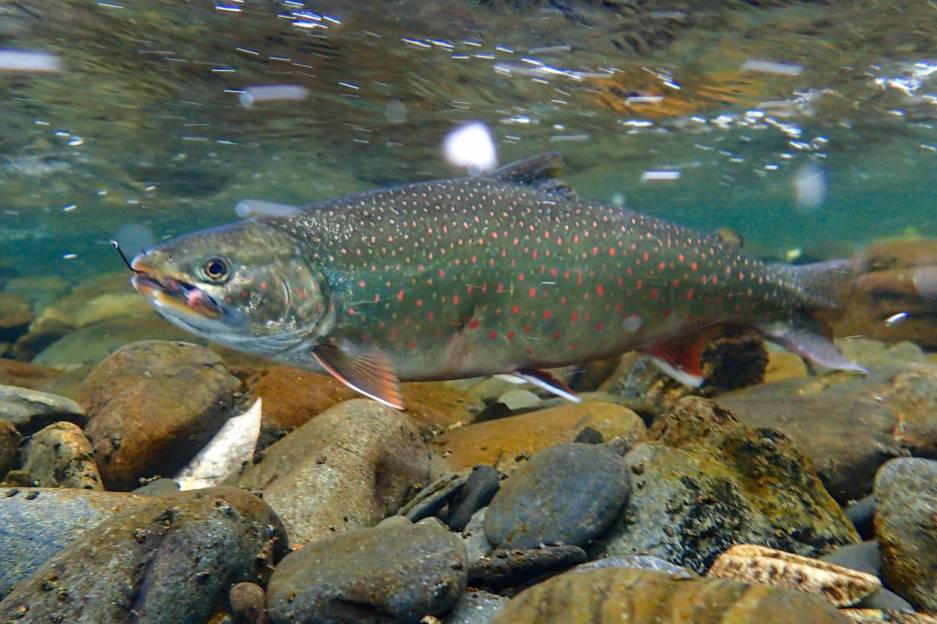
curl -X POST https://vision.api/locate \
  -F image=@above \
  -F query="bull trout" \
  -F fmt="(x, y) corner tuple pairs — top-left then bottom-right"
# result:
(128, 153), (864, 408)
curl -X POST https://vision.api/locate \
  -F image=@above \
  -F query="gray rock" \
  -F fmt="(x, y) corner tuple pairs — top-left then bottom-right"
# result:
(443, 590), (507, 624)
(239, 399), (429, 546)
(448, 465), (499, 532)
(0, 384), (85, 434)
(0, 488), (149, 599)
(576, 555), (696, 579)
(267, 520), (467, 624)
(484, 443), (629, 549)
(874, 457), (937, 612)
(0, 420), (17, 479)
(468, 545), (587, 591)
(461, 508), (492, 564)
(22, 421), (101, 489)
(399, 473), (466, 522)
(821, 541), (881, 578)
(0, 487), (287, 623)
(132, 477), (181, 497)
(857, 588), (914, 612)
(80, 340), (241, 490)
(591, 397), (858, 574)
(845, 495), (876, 539)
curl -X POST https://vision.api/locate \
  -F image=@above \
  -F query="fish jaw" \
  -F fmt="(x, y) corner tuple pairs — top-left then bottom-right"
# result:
(130, 256), (223, 321)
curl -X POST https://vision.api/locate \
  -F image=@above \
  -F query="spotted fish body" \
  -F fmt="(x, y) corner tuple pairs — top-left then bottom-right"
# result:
(130, 154), (863, 407)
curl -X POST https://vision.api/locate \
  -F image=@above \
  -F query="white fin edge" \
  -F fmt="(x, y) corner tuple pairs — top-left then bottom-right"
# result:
(649, 356), (704, 388)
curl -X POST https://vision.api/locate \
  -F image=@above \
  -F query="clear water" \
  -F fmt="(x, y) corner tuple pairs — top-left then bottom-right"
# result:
(1, 1), (935, 302)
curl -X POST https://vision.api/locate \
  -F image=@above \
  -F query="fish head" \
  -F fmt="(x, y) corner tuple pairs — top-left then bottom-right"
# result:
(129, 220), (329, 353)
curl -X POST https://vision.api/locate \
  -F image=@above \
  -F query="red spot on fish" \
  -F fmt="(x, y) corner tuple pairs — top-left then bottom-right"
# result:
(690, 261), (699, 271)
(592, 246), (599, 256)
(453, 294), (460, 305)
(672, 279), (681, 287)
(511, 305), (521, 314)
(373, 294), (380, 303)
(552, 329), (561, 339)
(467, 319), (480, 329)
(687, 289), (695, 300)
(617, 277), (625, 287)
(523, 324), (532, 334)
(596, 284), (605, 297)
(396, 289), (405, 302)
(528, 287), (537, 298)
(471, 255), (477, 264)
(543, 310), (553, 320)
(416, 299), (423, 307)
(259, 282), (268, 290)
(531, 250), (538, 260)
(643, 251), (650, 262)
(711, 276), (718, 285)
(556, 236), (563, 245)
(488, 330), (498, 340)
(573, 234), (580, 244)
(636, 279), (644, 289)
(390, 328), (397, 339)
(650, 288), (659, 301)
(347, 307), (356, 316)
(518, 272), (525, 281)
(427, 311), (434, 321)
(438, 269), (445, 278)
(549, 268), (558, 278)
(678, 254), (685, 262)
(560, 296), (568, 305)
(569, 342), (578, 350)
(614, 302), (623, 312)
(595, 322), (604, 331)
(609, 247), (616, 257)
(491, 231), (498, 239)
(626, 267), (633, 276)
(570, 311), (580, 322)
(406, 340), (417, 349)
(658, 261), (666, 270)
(496, 283), (505, 294)
(739, 271), (745, 280)
(358, 279), (366, 288)
(506, 330), (515, 341)
(576, 271), (583, 286)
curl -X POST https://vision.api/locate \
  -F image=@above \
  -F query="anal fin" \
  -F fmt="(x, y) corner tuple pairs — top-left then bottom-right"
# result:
(640, 331), (714, 388)
(515, 368), (582, 403)
(312, 343), (404, 410)
(759, 315), (867, 375)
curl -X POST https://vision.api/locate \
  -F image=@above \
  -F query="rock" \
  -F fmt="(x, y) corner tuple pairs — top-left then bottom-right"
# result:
(846, 496), (876, 539)
(0, 358), (60, 391)
(764, 350), (809, 383)
(0, 420), (17, 479)
(238, 399), (429, 546)
(821, 541), (882, 578)
(874, 458), (937, 612)
(575, 555), (696, 579)
(230, 582), (268, 624)
(400, 382), (486, 436)
(461, 508), (492, 564)
(2, 275), (68, 315)
(0, 293), (31, 343)
(495, 389), (543, 412)
(706, 544), (881, 607)
(430, 401), (646, 477)
(859, 589), (914, 612)
(448, 465), (500, 532)
(399, 473), (467, 522)
(32, 314), (198, 368)
(267, 520), (467, 624)
(0, 488), (149, 599)
(80, 340), (241, 490)
(717, 345), (937, 501)
(0, 384), (85, 433)
(0, 486), (287, 622)
(468, 545), (587, 591)
(443, 590), (507, 624)
(133, 477), (181, 496)
(592, 397), (859, 573)
(21, 421), (101, 489)
(491, 568), (850, 623)
(484, 443), (629, 550)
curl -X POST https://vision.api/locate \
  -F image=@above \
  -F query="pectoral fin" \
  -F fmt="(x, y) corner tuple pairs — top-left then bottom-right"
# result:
(640, 330), (717, 388)
(312, 343), (404, 410)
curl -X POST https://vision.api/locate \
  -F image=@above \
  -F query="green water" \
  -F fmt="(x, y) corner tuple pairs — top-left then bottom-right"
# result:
(1, 0), (935, 284)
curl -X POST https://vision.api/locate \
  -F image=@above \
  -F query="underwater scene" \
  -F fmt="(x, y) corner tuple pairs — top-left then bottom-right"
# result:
(1, 0), (937, 622)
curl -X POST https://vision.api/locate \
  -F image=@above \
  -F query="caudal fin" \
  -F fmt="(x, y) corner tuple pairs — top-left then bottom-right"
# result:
(761, 258), (866, 375)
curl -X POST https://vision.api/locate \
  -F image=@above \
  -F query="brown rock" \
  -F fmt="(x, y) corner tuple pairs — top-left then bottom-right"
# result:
(0, 420), (17, 479)
(22, 422), (101, 489)
(229, 582), (267, 624)
(491, 568), (850, 624)
(0, 293), (30, 342)
(707, 544), (881, 607)
(764, 350), (808, 383)
(429, 401), (647, 477)
(840, 610), (937, 623)
(238, 399), (429, 546)
(80, 341), (241, 490)
(0, 358), (60, 392)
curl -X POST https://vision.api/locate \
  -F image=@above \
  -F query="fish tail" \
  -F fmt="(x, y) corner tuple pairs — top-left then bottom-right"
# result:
(759, 258), (866, 375)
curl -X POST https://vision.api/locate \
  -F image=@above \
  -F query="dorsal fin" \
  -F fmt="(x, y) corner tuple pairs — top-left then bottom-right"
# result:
(488, 152), (576, 199)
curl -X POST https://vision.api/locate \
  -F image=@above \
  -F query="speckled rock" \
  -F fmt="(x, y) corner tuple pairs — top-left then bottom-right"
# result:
(591, 397), (858, 573)
(0, 486), (287, 623)
(484, 443), (629, 549)
(0, 384), (85, 434)
(80, 340), (241, 490)
(719, 341), (937, 501)
(443, 590), (507, 624)
(267, 519), (467, 624)
(0, 488), (149, 599)
(430, 401), (646, 477)
(22, 421), (101, 489)
(238, 399), (429, 546)
(491, 568), (850, 624)
(0, 420), (17, 479)
(874, 458), (937, 612)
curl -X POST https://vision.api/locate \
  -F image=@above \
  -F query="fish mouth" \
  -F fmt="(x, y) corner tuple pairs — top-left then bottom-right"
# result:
(131, 271), (222, 320)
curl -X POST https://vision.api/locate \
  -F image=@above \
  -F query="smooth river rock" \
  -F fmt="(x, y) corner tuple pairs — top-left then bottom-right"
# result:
(239, 399), (429, 546)
(80, 340), (241, 490)
(491, 568), (850, 624)
(21, 421), (102, 489)
(0, 420), (17, 479)
(267, 519), (467, 624)
(484, 443), (629, 549)
(0, 486), (287, 623)
(874, 458), (937, 612)
(0, 384), (85, 434)
(591, 397), (858, 573)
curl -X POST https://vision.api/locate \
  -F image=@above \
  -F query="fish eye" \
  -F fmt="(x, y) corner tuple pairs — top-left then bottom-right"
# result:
(200, 257), (230, 282)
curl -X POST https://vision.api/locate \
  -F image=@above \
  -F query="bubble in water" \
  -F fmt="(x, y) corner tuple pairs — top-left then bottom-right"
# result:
(443, 121), (498, 174)
(115, 223), (155, 258)
(384, 100), (408, 124)
(793, 163), (826, 212)
(235, 199), (302, 219)
(0, 49), (61, 73)
(239, 85), (309, 108)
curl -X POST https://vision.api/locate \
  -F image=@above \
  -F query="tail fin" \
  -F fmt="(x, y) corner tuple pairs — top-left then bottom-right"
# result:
(760, 258), (866, 375)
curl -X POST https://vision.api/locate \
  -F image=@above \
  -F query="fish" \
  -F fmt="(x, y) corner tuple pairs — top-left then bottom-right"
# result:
(128, 153), (865, 409)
